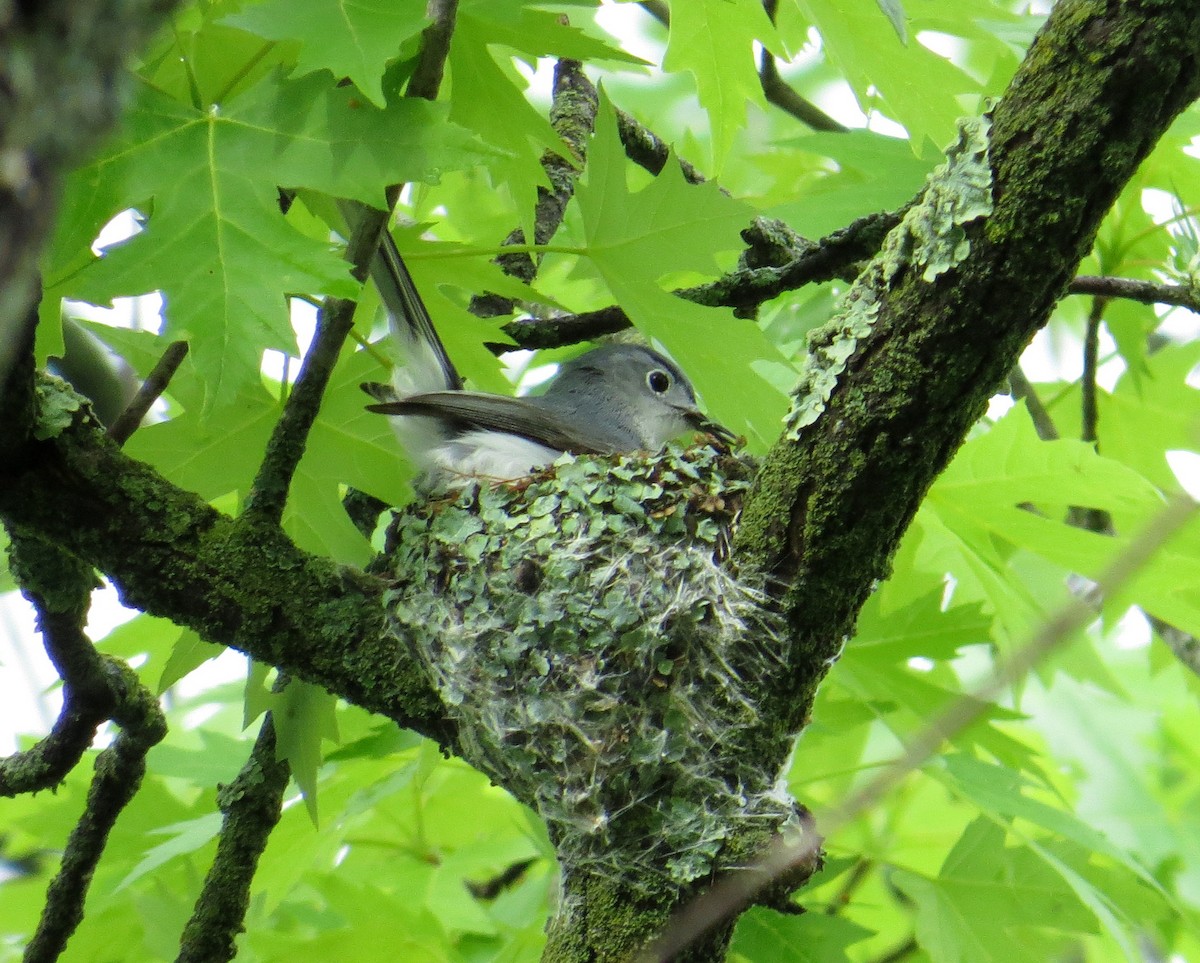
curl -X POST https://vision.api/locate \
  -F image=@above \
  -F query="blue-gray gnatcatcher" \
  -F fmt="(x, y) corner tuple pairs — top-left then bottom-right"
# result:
(362, 231), (733, 481)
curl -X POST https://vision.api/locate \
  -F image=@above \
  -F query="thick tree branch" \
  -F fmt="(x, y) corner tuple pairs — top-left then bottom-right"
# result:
(734, 0), (1200, 733)
(0, 377), (453, 745)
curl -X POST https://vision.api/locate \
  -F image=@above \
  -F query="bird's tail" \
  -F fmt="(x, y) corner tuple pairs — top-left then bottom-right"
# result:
(370, 227), (463, 396)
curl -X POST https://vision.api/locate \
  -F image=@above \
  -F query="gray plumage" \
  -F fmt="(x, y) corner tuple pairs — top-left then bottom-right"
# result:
(364, 231), (731, 481)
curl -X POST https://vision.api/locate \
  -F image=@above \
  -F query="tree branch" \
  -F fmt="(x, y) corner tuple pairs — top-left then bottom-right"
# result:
(6, 530), (167, 962)
(0, 374), (453, 745)
(614, 108), (708, 186)
(407, 0), (458, 102)
(1068, 273), (1200, 311)
(0, 538), (108, 796)
(106, 340), (189, 446)
(496, 209), (900, 350)
(177, 713), (289, 963)
(758, 52), (850, 132)
(470, 59), (600, 317)
(733, 0), (1200, 735)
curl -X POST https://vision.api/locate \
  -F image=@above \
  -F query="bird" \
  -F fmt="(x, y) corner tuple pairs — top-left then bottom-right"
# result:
(362, 230), (733, 483)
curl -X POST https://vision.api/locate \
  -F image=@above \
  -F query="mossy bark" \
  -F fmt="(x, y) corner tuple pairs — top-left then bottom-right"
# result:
(735, 0), (1200, 736)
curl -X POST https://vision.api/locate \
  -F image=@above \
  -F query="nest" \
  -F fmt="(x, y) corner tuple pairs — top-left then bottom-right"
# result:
(382, 443), (800, 888)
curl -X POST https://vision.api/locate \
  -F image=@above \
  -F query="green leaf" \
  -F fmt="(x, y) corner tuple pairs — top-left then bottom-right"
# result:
(115, 813), (223, 891)
(447, 10), (569, 228)
(273, 678), (341, 824)
(1099, 342), (1200, 492)
(892, 818), (1095, 963)
(730, 906), (873, 961)
(572, 98), (792, 449)
(765, 130), (937, 238)
(458, 0), (645, 68)
(854, 590), (992, 661)
(792, 0), (980, 150)
(663, 0), (782, 170)
(69, 73), (490, 412)
(226, 0), (430, 108)
(158, 629), (225, 693)
(934, 755), (1164, 899)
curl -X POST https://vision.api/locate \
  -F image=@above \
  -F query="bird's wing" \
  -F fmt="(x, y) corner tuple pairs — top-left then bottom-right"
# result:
(365, 391), (614, 455)
(370, 227), (463, 392)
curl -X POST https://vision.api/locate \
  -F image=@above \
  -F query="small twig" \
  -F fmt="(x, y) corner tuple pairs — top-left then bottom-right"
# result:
(1149, 614), (1200, 677)
(106, 340), (189, 446)
(1080, 299), (1103, 446)
(465, 857), (539, 900)
(823, 857), (874, 916)
(638, 492), (1199, 962)
(1067, 299), (1114, 534)
(639, 0), (669, 26)
(759, 53), (849, 132)
(1068, 275), (1200, 313)
(177, 714), (290, 963)
(615, 108), (707, 185)
(1007, 366), (1059, 441)
(759, 0), (847, 132)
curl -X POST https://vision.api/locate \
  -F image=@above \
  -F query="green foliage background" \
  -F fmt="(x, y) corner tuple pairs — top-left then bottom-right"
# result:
(3, 1), (1200, 960)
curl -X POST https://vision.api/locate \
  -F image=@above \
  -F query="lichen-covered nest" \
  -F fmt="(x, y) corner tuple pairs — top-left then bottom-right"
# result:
(381, 443), (799, 887)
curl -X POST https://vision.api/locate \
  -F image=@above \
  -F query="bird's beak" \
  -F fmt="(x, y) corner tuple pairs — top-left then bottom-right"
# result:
(685, 408), (739, 446)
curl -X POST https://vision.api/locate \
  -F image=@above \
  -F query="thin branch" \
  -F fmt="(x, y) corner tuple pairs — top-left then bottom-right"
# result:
(177, 714), (289, 963)
(759, 50), (849, 133)
(1149, 614), (1200, 677)
(1080, 300), (1103, 446)
(640, 493), (1198, 962)
(407, 0), (458, 101)
(25, 694), (165, 963)
(106, 340), (189, 446)
(1069, 274), (1200, 312)
(1007, 366), (1059, 441)
(639, 0), (669, 26)
(496, 209), (899, 350)
(0, 539), (109, 796)
(1068, 299), (1114, 534)
(615, 108), (707, 185)
(3, 533), (166, 961)
(470, 59), (600, 317)
(823, 857), (874, 916)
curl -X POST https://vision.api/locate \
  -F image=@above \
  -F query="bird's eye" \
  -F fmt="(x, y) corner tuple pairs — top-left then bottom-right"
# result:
(647, 369), (671, 393)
